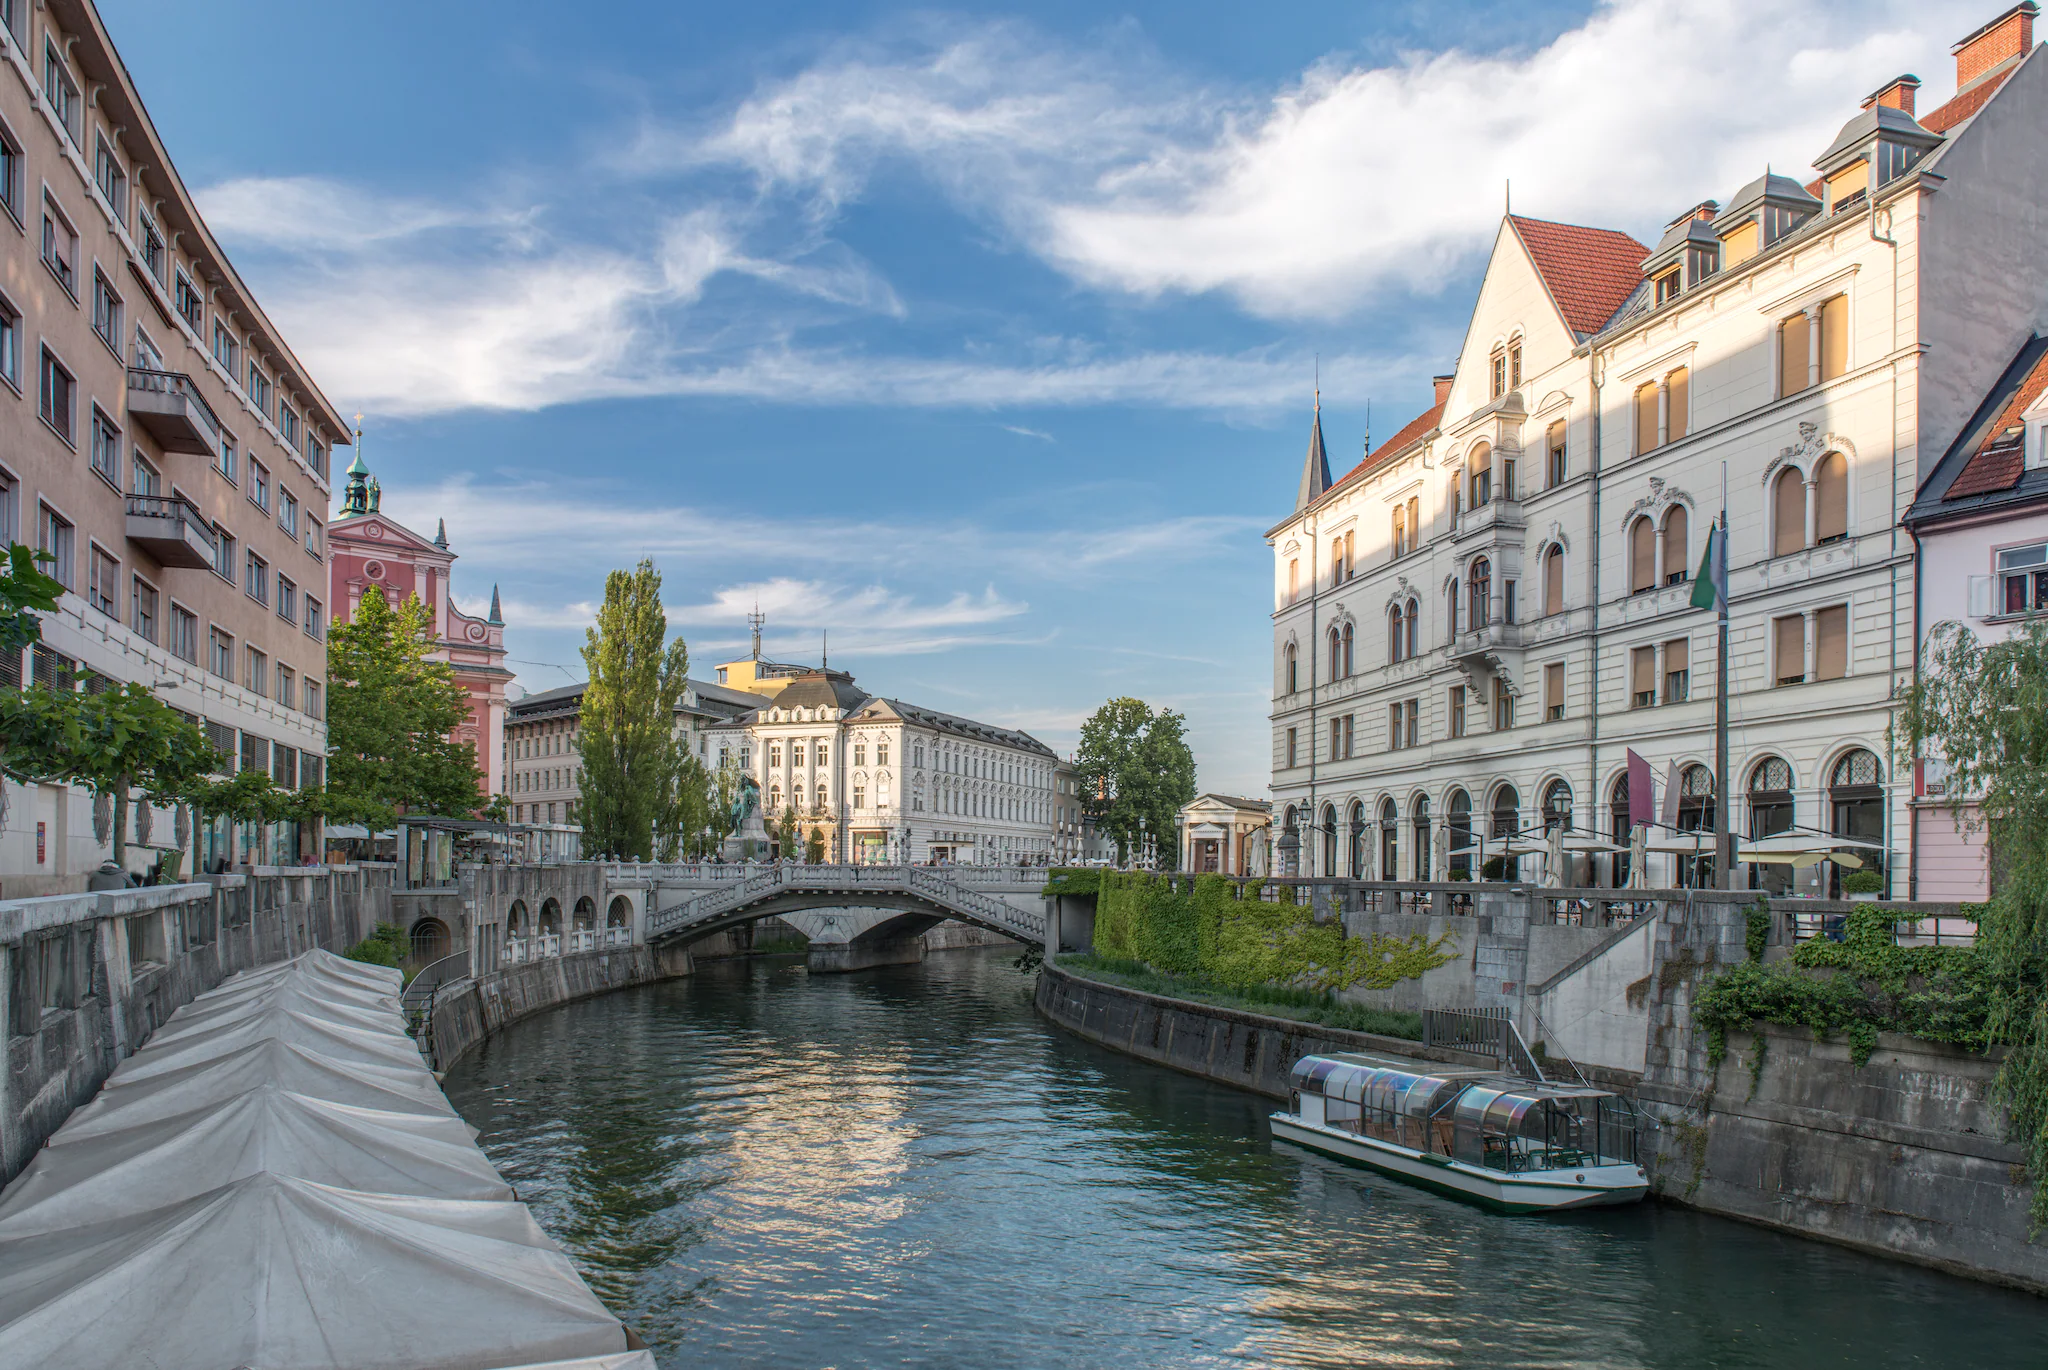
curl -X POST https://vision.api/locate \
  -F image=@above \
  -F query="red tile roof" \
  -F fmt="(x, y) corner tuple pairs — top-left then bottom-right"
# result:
(1326, 400), (1446, 496)
(1508, 216), (1649, 338)
(1946, 346), (2048, 499)
(1923, 62), (2018, 133)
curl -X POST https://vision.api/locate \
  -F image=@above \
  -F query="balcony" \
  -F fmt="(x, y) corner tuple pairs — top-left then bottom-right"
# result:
(126, 367), (221, 455)
(1450, 619), (1526, 683)
(125, 494), (216, 569)
(1456, 496), (1525, 541)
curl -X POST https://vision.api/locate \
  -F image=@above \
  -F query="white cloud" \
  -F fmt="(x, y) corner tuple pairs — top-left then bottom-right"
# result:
(1001, 424), (1055, 441)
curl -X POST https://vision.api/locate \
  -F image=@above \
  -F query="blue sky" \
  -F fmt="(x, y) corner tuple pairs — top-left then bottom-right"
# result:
(104, 0), (1989, 794)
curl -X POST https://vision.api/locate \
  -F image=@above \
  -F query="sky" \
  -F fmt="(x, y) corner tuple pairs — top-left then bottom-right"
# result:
(102, 0), (1995, 796)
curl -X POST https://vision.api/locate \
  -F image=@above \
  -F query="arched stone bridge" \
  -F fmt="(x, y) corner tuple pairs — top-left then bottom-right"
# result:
(644, 864), (1048, 972)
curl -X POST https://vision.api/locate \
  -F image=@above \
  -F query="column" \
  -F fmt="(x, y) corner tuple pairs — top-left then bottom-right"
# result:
(1804, 476), (1819, 549)
(1803, 608), (1818, 683)
(1653, 525), (1667, 588)
(1653, 640), (1667, 702)
(1804, 303), (1822, 389)
(1656, 378), (1670, 448)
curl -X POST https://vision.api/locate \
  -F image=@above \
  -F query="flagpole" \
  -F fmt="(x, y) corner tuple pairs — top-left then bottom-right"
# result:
(1715, 460), (1731, 890)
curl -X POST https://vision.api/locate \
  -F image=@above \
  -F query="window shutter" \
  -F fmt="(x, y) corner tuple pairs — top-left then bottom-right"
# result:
(1665, 637), (1689, 676)
(1662, 505), (1689, 582)
(1630, 518), (1654, 592)
(1773, 469), (1806, 556)
(1774, 615), (1805, 683)
(1779, 312), (1810, 396)
(1635, 383), (1658, 454)
(1721, 221), (1759, 266)
(1820, 295), (1849, 380)
(1815, 604), (1848, 680)
(1631, 646), (1654, 698)
(1667, 367), (1689, 441)
(1544, 548), (1564, 616)
(1814, 452), (1848, 541)
(1546, 663), (1564, 712)
(1969, 575), (1993, 617)
(1407, 496), (1419, 547)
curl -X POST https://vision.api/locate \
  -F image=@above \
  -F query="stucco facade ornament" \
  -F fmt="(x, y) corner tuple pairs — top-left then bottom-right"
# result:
(1761, 422), (1856, 486)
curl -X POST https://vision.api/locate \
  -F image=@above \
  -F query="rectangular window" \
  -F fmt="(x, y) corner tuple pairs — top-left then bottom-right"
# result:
(93, 135), (126, 218)
(1654, 269), (1681, 306)
(307, 439), (327, 480)
(1667, 367), (1689, 442)
(37, 503), (73, 589)
(1720, 220), (1760, 266)
(243, 551), (267, 604)
(279, 404), (299, 450)
(276, 665), (295, 710)
(131, 453), (159, 496)
(1631, 645), (1656, 708)
(279, 490), (298, 537)
(88, 545), (116, 617)
(244, 647), (267, 698)
(878, 742), (889, 766)
(139, 212), (165, 282)
(1819, 295), (1849, 382)
(1285, 727), (1298, 768)
(1779, 311), (1811, 397)
(218, 430), (238, 485)
(1492, 676), (1515, 730)
(1815, 605), (1848, 681)
(1998, 544), (2048, 615)
(174, 271), (203, 333)
(1402, 700), (1417, 749)
(1774, 614), (1806, 686)
(1545, 663), (1565, 721)
(1508, 342), (1522, 390)
(168, 605), (197, 663)
(817, 744), (829, 767)
(212, 320), (238, 373)
(240, 732), (268, 775)
(43, 41), (78, 142)
(1664, 637), (1690, 702)
(92, 270), (121, 351)
(208, 627), (233, 678)
(305, 516), (322, 559)
(1634, 382), (1658, 455)
(213, 526), (236, 584)
(245, 362), (270, 415)
(304, 595), (323, 640)
(40, 194), (77, 295)
(305, 680), (322, 719)
(1503, 580), (1518, 624)
(0, 292), (17, 390)
(1547, 421), (1566, 487)
(792, 743), (805, 767)
(250, 461), (270, 513)
(1490, 348), (1506, 399)
(89, 408), (119, 486)
(1448, 684), (1466, 738)
(0, 472), (13, 544)
(277, 575), (296, 624)
(0, 118), (19, 222)
(38, 346), (74, 443)
(131, 577), (158, 643)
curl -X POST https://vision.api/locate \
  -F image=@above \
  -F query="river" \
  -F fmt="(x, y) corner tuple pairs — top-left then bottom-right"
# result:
(442, 948), (2040, 1368)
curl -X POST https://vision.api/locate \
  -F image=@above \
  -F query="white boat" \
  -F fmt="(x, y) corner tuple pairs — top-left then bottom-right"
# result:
(1271, 1053), (1648, 1213)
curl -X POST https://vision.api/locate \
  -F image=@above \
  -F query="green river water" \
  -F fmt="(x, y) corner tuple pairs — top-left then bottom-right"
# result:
(441, 948), (2042, 1368)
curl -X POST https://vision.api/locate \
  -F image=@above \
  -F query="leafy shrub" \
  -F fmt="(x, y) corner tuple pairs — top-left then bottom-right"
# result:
(1842, 869), (1885, 895)
(343, 922), (408, 969)
(1041, 868), (1103, 898)
(1060, 953), (1425, 1040)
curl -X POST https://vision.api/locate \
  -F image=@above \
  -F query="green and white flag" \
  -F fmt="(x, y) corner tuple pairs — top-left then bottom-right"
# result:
(1689, 521), (1726, 611)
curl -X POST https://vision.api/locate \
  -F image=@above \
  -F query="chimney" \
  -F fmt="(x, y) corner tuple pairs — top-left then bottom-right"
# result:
(1664, 200), (1718, 229)
(1953, 3), (2038, 91)
(1433, 375), (1455, 406)
(1861, 74), (1921, 115)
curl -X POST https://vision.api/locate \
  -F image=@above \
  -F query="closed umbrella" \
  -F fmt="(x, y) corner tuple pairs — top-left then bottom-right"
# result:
(1628, 824), (1649, 890)
(1544, 824), (1567, 888)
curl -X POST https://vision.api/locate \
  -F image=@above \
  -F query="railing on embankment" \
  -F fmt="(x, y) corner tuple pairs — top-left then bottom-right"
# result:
(0, 865), (394, 1184)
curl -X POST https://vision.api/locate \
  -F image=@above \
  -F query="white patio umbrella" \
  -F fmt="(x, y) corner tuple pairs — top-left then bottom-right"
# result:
(1627, 824), (1649, 890)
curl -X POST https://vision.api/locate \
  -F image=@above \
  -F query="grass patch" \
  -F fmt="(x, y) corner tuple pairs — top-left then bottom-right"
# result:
(1058, 952), (1424, 1041)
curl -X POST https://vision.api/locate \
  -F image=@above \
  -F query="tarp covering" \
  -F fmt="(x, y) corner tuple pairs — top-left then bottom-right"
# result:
(0, 950), (634, 1369)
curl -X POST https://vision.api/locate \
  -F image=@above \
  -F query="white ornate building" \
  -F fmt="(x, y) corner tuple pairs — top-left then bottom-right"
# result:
(1269, 5), (2048, 894)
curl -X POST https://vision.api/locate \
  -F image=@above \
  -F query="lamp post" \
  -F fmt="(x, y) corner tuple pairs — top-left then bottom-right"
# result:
(1278, 814), (1300, 878)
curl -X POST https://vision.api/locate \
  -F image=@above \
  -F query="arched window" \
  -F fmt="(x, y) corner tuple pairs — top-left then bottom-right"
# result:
(1676, 765), (1715, 831)
(1379, 797), (1399, 881)
(1814, 451), (1848, 543)
(1348, 801), (1367, 879)
(1320, 804), (1338, 878)
(1543, 545), (1564, 617)
(1412, 796), (1432, 881)
(1542, 780), (1573, 832)
(1392, 504), (1408, 558)
(1448, 789), (1472, 878)
(1747, 755), (1795, 891)
(1773, 467), (1806, 557)
(1284, 643), (1298, 694)
(1629, 517), (1656, 594)
(1329, 625), (1343, 681)
(1388, 605), (1405, 664)
(1635, 381), (1659, 454)
(1448, 579), (1460, 639)
(1661, 505), (1690, 585)
(815, 782), (828, 810)
(1404, 598), (1419, 658)
(1609, 774), (1633, 886)
(1469, 443), (1493, 508)
(1490, 784), (1520, 840)
(1469, 558), (1491, 628)
(1342, 622), (1355, 677)
(1830, 749), (1885, 891)
(769, 784), (782, 810)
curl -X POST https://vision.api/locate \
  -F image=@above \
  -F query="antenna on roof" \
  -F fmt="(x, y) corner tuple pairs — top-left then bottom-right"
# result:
(1505, 179), (1511, 216)
(1362, 400), (1371, 458)
(822, 630), (828, 670)
(747, 602), (765, 661)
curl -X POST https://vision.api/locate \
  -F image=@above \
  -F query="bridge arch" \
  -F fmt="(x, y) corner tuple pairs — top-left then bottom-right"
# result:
(572, 895), (595, 930)
(606, 895), (632, 928)
(539, 898), (562, 934)
(645, 865), (1044, 952)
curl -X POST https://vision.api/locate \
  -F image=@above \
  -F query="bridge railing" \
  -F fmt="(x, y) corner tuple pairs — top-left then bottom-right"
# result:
(645, 862), (1044, 943)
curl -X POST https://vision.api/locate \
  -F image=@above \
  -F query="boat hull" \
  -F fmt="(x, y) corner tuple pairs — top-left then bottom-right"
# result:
(1269, 1114), (1647, 1214)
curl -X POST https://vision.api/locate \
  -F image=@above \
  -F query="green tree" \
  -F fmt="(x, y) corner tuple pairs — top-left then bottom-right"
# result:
(805, 823), (826, 864)
(0, 682), (223, 864)
(707, 753), (747, 851)
(776, 802), (799, 860)
(577, 559), (690, 861)
(1903, 620), (2048, 1226)
(325, 585), (480, 827)
(0, 542), (65, 657)
(1076, 697), (1197, 869)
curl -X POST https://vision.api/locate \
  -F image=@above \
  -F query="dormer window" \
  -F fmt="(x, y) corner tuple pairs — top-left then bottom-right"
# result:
(1719, 220), (1760, 266)
(1654, 269), (1681, 306)
(1876, 139), (1925, 186)
(1824, 159), (1869, 213)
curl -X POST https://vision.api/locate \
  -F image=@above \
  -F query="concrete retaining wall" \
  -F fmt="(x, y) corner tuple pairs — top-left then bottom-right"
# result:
(1034, 961), (1490, 1100)
(429, 944), (694, 1070)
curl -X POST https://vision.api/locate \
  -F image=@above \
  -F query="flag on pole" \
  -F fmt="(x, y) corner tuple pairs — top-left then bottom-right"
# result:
(1627, 749), (1655, 830)
(1689, 521), (1727, 611)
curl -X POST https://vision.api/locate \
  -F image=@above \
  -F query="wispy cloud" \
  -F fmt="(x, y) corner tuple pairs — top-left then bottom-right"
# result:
(1001, 424), (1055, 441)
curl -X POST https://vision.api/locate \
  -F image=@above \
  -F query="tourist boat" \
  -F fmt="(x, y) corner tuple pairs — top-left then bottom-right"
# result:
(1270, 1053), (1648, 1213)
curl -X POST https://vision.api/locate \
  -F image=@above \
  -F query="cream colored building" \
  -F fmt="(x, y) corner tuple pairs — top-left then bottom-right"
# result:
(0, 2), (346, 891)
(1269, 4), (2048, 895)
(1176, 794), (1272, 875)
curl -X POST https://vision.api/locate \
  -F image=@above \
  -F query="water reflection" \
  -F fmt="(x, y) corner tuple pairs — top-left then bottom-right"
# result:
(444, 950), (2038, 1369)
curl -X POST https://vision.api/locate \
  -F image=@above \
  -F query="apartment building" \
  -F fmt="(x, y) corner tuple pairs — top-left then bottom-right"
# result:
(1269, 3), (2048, 894)
(0, 1), (347, 891)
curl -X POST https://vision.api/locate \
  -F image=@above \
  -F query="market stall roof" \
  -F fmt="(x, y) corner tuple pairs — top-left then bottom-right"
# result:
(0, 1174), (628, 1370)
(63, 1037), (460, 1133)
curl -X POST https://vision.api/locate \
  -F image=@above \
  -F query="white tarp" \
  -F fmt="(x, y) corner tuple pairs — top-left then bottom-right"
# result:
(0, 1086), (512, 1235)
(67, 1037), (459, 1129)
(121, 1000), (428, 1075)
(0, 1174), (628, 1370)
(501, 1355), (659, 1369)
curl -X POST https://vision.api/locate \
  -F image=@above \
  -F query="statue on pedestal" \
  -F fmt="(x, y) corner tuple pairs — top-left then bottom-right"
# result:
(723, 776), (769, 862)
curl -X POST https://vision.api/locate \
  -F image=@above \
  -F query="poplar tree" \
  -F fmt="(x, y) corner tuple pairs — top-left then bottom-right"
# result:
(325, 585), (480, 827)
(578, 558), (689, 861)
(1076, 697), (1197, 869)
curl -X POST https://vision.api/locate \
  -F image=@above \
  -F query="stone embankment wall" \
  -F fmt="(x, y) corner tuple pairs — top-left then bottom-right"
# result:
(428, 943), (694, 1069)
(0, 865), (392, 1183)
(1035, 961), (1491, 1100)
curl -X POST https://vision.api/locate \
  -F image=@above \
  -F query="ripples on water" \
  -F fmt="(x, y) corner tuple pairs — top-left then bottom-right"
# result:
(442, 949), (2039, 1369)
